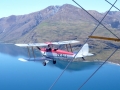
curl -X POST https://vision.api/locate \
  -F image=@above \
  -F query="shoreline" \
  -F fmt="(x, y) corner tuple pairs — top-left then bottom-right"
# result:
(94, 60), (120, 66)
(62, 58), (120, 66)
(107, 61), (120, 66)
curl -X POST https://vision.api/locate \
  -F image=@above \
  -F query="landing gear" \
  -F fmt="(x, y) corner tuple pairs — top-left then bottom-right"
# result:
(43, 61), (46, 66)
(53, 60), (56, 64)
(43, 60), (56, 66)
(82, 57), (85, 61)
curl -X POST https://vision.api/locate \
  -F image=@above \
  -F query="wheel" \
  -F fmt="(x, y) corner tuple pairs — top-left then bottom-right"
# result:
(82, 57), (85, 61)
(43, 61), (46, 66)
(53, 60), (56, 64)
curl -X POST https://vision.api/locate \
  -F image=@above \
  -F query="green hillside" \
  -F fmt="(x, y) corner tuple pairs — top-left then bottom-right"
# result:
(16, 20), (119, 43)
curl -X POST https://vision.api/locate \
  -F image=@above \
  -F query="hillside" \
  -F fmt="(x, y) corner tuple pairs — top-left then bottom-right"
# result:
(0, 5), (60, 42)
(0, 4), (120, 43)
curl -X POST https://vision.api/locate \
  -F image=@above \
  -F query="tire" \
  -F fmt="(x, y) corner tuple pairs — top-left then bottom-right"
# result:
(43, 61), (46, 66)
(53, 60), (56, 64)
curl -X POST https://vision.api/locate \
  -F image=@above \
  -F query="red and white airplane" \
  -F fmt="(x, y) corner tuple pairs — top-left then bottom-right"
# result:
(15, 40), (94, 66)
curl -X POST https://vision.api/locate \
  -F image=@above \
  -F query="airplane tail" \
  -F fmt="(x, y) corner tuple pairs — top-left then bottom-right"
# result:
(75, 43), (94, 58)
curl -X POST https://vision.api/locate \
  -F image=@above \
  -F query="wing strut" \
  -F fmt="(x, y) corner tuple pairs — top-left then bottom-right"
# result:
(32, 47), (36, 59)
(27, 46), (31, 58)
(69, 44), (73, 52)
(66, 44), (69, 51)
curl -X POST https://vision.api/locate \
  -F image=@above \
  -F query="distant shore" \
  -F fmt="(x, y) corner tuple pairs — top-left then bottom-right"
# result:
(94, 60), (120, 66)
(108, 61), (120, 66)
(73, 58), (120, 66)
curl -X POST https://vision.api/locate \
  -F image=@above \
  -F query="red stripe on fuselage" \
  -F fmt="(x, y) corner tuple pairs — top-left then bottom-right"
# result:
(40, 48), (73, 55)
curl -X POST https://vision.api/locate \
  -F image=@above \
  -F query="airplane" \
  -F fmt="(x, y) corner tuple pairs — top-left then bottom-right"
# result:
(15, 40), (94, 66)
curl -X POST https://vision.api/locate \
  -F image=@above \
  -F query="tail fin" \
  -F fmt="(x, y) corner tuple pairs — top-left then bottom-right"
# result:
(75, 43), (93, 58)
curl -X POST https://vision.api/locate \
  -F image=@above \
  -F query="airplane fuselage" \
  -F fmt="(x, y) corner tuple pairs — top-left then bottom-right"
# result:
(40, 48), (75, 59)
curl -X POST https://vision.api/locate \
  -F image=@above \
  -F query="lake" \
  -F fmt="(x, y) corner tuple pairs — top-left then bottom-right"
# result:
(0, 44), (120, 90)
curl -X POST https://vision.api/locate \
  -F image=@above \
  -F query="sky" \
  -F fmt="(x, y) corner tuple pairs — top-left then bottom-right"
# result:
(0, 0), (120, 18)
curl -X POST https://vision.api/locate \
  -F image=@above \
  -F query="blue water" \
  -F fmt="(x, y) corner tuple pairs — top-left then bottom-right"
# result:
(0, 44), (120, 90)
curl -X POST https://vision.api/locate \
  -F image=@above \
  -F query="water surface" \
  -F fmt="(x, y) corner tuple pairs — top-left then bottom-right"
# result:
(0, 44), (120, 90)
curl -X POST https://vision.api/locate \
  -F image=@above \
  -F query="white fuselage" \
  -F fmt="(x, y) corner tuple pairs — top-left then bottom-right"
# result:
(40, 49), (75, 59)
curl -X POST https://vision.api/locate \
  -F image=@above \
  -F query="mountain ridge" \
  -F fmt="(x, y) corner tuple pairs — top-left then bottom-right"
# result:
(0, 4), (120, 43)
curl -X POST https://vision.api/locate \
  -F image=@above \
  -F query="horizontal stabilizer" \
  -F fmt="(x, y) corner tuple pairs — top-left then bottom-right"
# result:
(85, 53), (94, 56)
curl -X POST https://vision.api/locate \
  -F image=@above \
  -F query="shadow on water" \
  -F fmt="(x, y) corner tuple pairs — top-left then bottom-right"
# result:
(48, 59), (102, 71)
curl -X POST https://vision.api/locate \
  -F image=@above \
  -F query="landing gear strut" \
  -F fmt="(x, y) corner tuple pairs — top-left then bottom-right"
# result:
(53, 60), (56, 64)
(43, 61), (46, 66)
(82, 57), (85, 61)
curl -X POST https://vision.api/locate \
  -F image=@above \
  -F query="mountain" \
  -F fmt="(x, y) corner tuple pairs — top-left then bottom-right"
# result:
(0, 5), (60, 42)
(0, 4), (120, 43)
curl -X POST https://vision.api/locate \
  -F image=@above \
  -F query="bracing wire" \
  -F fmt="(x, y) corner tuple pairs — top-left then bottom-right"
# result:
(78, 48), (118, 90)
(49, 0), (118, 89)
(71, 0), (119, 90)
(105, 0), (120, 11)
(72, 0), (120, 40)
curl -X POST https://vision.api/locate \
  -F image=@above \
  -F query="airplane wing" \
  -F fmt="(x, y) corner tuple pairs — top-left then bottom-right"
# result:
(50, 40), (80, 45)
(18, 57), (53, 62)
(15, 43), (48, 47)
(15, 40), (80, 47)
